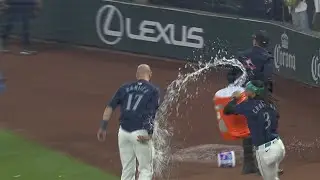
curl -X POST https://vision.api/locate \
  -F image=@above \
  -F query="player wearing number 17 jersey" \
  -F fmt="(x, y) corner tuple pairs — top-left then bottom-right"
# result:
(224, 80), (285, 180)
(97, 64), (160, 180)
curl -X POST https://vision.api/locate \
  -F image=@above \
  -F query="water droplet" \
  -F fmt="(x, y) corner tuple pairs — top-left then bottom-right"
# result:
(152, 49), (247, 177)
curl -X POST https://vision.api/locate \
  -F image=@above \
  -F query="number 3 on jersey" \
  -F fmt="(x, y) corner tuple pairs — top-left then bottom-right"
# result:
(126, 93), (143, 111)
(263, 112), (271, 130)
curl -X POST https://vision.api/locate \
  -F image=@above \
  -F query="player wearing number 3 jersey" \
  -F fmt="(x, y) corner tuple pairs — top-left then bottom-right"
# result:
(224, 80), (285, 180)
(97, 64), (160, 180)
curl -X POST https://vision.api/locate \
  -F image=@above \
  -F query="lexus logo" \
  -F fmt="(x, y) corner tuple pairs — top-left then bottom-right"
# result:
(96, 5), (124, 45)
(95, 4), (205, 48)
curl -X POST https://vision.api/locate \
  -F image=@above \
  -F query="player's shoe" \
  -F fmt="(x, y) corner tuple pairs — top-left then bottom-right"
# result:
(20, 49), (37, 55)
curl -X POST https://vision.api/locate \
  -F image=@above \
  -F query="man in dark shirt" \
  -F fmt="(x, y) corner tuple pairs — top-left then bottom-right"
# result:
(0, 0), (41, 55)
(97, 64), (160, 180)
(227, 30), (274, 93)
(224, 80), (285, 180)
(227, 30), (276, 175)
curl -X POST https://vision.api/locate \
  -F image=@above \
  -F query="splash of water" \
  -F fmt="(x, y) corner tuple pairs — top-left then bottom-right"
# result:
(286, 137), (320, 152)
(171, 144), (243, 164)
(152, 56), (247, 177)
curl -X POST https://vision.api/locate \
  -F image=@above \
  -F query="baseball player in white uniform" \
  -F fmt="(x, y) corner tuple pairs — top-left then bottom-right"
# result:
(97, 64), (160, 180)
(224, 80), (285, 180)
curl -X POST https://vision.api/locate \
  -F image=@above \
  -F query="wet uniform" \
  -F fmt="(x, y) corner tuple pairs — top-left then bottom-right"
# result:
(108, 79), (160, 180)
(227, 46), (274, 92)
(224, 98), (285, 180)
(226, 30), (275, 175)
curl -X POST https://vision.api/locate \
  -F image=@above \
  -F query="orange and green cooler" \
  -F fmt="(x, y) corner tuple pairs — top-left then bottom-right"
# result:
(213, 86), (250, 141)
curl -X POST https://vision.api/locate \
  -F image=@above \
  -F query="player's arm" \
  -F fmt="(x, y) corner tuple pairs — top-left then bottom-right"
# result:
(97, 88), (122, 141)
(137, 88), (160, 143)
(101, 106), (113, 128)
(223, 98), (238, 115)
(100, 88), (122, 129)
(223, 91), (245, 115)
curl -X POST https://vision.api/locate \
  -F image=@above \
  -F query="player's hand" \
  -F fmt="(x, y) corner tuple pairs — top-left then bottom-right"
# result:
(97, 129), (107, 142)
(137, 135), (151, 143)
(232, 91), (242, 100)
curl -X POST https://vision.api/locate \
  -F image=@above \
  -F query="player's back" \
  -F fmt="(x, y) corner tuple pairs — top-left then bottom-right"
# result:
(117, 80), (159, 133)
(242, 99), (279, 146)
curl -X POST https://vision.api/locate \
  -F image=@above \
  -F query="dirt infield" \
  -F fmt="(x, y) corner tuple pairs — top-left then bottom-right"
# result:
(1, 43), (320, 179)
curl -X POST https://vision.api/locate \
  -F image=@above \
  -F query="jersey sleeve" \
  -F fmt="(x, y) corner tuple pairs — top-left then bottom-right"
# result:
(233, 101), (247, 115)
(223, 98), (237, 115)
(107, 87), (123, 110)
(223, 99), (247, 115)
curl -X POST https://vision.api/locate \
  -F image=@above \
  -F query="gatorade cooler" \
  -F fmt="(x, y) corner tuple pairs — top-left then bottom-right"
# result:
(213, 86), (250, 140)
(217, 151), (236, 168)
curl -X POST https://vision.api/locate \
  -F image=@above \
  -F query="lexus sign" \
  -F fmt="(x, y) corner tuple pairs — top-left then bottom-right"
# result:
(95, 4), (204, 48)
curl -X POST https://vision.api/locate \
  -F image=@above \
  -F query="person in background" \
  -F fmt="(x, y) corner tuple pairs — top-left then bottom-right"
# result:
(0, 0), (42, 55)
(241, 0), (270, 19)
(287, 0), (310, 31)
(312, 0), (320, 32)
(267, 0), (292, 22)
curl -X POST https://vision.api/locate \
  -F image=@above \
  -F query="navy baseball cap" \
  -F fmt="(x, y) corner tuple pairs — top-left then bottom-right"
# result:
(252, 30), (269, 46)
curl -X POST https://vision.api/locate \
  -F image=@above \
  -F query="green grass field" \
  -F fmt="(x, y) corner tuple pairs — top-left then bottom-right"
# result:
(0, 130), (119, 180)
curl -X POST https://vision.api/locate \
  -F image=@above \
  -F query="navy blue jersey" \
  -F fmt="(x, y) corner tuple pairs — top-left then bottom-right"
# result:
(225, 98), (279, 146)
(227, 46), (273, 85)
(239, 46), (273, 83)
(108, 79), (160, 134)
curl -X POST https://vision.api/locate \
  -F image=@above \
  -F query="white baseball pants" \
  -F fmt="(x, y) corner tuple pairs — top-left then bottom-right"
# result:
(118, 127), (153, 180)
(255, 138), (286, 180)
